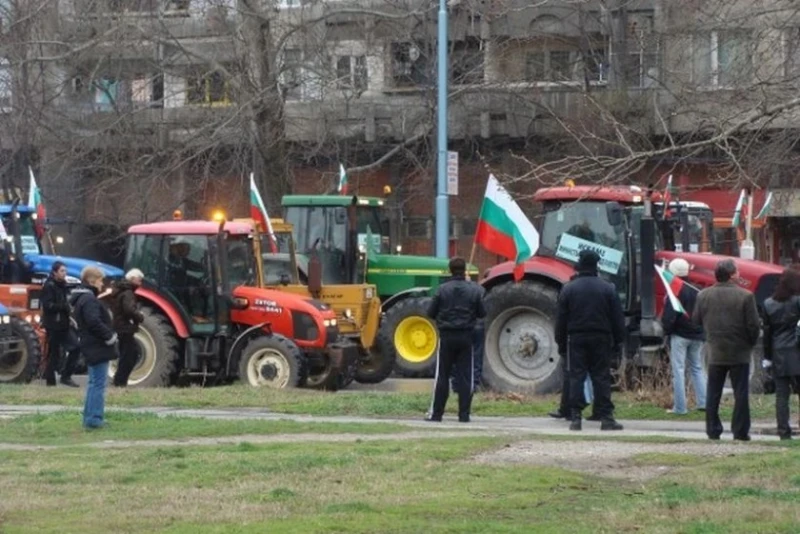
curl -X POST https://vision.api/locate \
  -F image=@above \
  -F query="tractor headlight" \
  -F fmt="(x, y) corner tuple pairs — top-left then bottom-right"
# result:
(343, 308), (353, 319)
(323, 318), (337, 328)
(364, 287), (374, 300)
(1, 315), (10, 324)
(34, 314), (41, 324)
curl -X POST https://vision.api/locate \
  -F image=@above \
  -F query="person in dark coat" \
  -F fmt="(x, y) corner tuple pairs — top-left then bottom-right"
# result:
(661, 258), (706, 415)
(108, 269), (145, 387)
(70, 266), (118, 430)
(426, 257), (486, 423)
(555, 249), (625, 431)
(40, 261), (80, 387)
(762, 267), (800, 440)
(693, 259), (761, 441)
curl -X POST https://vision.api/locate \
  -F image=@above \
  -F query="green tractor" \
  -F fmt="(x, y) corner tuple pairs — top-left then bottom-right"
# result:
(281, 194), (479, 377)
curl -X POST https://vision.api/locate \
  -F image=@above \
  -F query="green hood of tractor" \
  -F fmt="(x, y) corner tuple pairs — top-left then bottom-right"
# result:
(367, 254), (479, 299)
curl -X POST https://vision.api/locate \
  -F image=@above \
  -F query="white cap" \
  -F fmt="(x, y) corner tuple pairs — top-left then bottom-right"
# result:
(669, 258), (690, 278)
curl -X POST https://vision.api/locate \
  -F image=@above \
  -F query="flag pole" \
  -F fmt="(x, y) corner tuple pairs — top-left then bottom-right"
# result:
(740, 188), (755, 260)
(468, 240), (477, 267)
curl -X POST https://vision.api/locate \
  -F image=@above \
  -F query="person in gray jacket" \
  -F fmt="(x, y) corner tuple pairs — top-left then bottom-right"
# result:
(762, 267), (800, 440)
(693, 259), (761, 441)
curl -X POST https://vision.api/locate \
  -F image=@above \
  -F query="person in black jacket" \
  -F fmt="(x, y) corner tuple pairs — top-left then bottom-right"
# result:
(41, 261), (80, 387)
(555, 249), (625, 431)
(70, 266), (118, 430)
(661, 258), (706, 415)
(426, 257), (486, 423)
(762, 267), (800, 440)
(108, 269), (145, 387)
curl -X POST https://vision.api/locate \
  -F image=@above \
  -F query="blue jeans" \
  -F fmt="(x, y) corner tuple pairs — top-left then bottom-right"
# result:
(670, 336), (707, 414)
(584, 377), (594, 404)
(83, 361), (109, 428)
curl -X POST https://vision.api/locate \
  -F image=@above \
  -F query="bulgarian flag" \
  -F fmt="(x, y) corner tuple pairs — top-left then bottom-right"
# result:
(474, 174), (539, 282)
(337, 164), (348, 195)
(731, 189), (747, 227)
(662, 174), (673, 220)
(28, 166), (46, 238)
(655, 264), (689, 317)
(248, 173), (277, 253)
(756, 191), (773, 219)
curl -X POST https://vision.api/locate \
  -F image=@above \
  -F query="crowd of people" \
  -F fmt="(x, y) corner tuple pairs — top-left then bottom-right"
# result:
(41, 262), (145, 430)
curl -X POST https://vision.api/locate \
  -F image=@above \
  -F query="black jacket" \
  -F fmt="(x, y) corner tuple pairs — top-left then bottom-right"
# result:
(41, 276), (72, 331)
(427, 276), (486, 331)
(108, 281), (144, 334)
(661, 281), (704, 341)
(70, 284), (118, 366)
(555, 271), (625, 351)
(762, 296), (800, 378)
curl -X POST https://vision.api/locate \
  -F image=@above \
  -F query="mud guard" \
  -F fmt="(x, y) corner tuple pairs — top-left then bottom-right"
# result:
(381, 287), (431, 312)
(227, 322), (273, 375)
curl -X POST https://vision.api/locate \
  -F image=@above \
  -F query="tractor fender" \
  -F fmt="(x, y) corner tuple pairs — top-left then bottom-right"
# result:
(135, 288), (190, 339)
(227, 322), (272, 375)
(381, 287), (431, 312)
(481, 257), (574, 293)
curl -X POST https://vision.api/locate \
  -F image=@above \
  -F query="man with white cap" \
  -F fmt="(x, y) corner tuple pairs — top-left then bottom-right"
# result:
(661, 258), (706, 415)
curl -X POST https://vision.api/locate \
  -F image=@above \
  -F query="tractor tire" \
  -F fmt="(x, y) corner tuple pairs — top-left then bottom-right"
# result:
(0, 318), (42, 384)
(306, 351), (357, 392)
(483, 281), (562, 395)
(354, 329), (396, 385)
(107, 307), (178, 388)
(384, 297), (438, 378)
(238, 335), (306, 389)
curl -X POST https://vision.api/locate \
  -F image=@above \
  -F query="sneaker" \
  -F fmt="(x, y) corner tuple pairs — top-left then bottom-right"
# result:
(600, 419), (624, 431)
(424, 414), (442, 423)
(569, 418), (582, 431)
(666, 409), (688, 415)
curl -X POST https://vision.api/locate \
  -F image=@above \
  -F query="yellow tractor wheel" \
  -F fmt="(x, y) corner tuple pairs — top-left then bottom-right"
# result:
(383, 297), (438, 377)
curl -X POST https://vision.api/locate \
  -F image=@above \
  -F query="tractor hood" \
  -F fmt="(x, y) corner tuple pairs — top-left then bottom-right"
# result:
(26, 254), (125, 284)
(481, 256), (576, 287)
(368, 253), (479, 277)
(656, 250), (783, 306)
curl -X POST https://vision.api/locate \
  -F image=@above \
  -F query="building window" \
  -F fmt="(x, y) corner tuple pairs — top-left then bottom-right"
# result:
(335, 55), (367, 91)
(186, 69), (233, 106)
(785, 28), (800, 79)
(281, 49), (323, 101)
(692, 30), (752, 87)
(581, 47), (608, 82)
(404, 218), (430, 238)
(131, 74), (164, 108)
(94, 78), (119, 110)
(0, 60), (11, 112)
(525, 49), (576, 82)
(451, 37), (484, 85)
(390, 42), (432, 88)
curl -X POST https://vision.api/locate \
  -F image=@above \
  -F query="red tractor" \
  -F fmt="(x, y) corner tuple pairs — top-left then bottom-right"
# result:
(480, 185), (783, 394)
(117, 218), (358, 389)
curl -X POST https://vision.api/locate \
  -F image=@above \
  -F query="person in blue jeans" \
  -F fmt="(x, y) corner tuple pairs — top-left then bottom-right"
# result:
(70, 266), (119, 430)
(661, 258), (706, 415)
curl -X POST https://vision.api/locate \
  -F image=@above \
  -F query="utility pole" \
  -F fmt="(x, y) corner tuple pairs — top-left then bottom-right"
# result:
(434, 0), (449, 258)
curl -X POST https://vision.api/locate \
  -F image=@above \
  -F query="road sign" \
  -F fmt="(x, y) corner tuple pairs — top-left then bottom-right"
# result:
(447, 151), (458, 196)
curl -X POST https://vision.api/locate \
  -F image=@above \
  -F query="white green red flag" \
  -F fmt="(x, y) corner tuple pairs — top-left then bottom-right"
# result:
(338, 164), (348, 195)
(474, 174), (539, 281)
(248, 173), (277, 253)
(662, 174), (673, 220)
(732, 189), (747, 227)
(28, 167), (46, 238)
(655, 264), (699, 317)
(756, 191), (773, 219)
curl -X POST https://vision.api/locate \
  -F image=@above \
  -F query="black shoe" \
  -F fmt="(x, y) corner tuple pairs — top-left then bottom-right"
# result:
(600, 419), (623, 431)
(548, 410), (567, 419)
(586, 413), (601, 422)
(458, 416), (470, 423)
(46, 381), (56, 387)
(424, 414), (442, 422)
(60, 378), (80, 388)
(734, 435), (751, 442)
(708, 435), (721, 441)
(569, 418), (582, 431)
(780, 435), (792, 441)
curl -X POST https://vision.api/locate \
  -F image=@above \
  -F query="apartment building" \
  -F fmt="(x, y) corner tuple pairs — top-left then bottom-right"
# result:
(2, 0), (799, 264)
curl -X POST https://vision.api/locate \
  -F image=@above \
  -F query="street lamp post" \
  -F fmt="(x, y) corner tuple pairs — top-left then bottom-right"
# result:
(434, 0), (449, 258)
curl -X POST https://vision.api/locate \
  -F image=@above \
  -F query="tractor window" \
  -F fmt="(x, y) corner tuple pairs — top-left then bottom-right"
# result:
(1, 213), (42, 255)
(165, 235), (213, 323)
(356, 207), (390, 254)
(226, 237), (255, 288)
(125, 234), (162, 282)
(539, 201), (629, 302)
(285, 206), (348, 284)
(262, 254), (297, 285)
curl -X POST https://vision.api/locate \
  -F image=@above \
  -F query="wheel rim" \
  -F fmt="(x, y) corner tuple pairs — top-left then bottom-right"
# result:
(394, 316), (437, 364)
(0, 339), (27, 382)
(485, 306), (558, 384)
(246, 348), (291, 388)
(107, 329), (158, 386)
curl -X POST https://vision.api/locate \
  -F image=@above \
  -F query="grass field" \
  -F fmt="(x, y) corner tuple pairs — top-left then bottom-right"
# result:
(0, 384), (780, 421)
(0, 422), (798, 533)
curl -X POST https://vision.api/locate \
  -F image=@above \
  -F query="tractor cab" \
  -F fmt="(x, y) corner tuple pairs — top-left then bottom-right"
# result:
(125, 220), (254, 336)
(654, 201), (715, 254)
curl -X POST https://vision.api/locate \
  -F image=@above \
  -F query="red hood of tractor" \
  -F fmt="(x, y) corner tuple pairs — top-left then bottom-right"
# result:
(482, 256), (576, 286)
(655, 251), (783, 294)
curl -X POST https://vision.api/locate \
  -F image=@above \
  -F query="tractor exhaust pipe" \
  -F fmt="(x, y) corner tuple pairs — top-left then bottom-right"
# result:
(638, 191), (664, 366)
